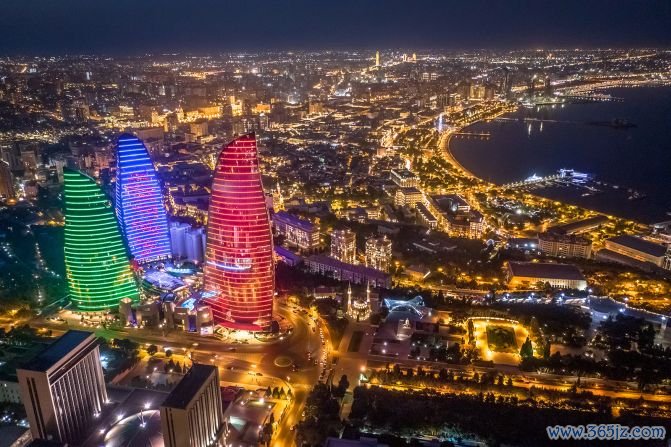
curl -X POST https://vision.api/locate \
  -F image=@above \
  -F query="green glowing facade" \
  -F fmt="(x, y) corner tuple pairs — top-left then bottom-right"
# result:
(63, 168), (139, 311)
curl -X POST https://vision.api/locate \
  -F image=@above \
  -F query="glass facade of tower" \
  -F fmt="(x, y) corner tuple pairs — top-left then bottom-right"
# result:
(115, 134), (171, 263)
(63, 169), (139, 311)
(204, 134), (274, 331)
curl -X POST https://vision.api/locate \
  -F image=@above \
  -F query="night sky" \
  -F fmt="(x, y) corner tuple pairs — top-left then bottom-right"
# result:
(1, 0), (671, 54)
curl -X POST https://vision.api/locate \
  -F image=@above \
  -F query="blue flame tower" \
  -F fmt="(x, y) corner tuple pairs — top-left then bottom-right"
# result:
(115, 134), (171, 263)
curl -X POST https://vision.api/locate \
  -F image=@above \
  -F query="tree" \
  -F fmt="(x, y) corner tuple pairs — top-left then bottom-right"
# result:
(334, 375), (350, 398)
(467, 319), (475, 343)
(165, 349), (173, 358)
(147, 344), (158, 356)
(542, 340), (551, 360)
(272, 387), (280, 399)
(520, 336), (534, 359)
(265, 386), (272, 398)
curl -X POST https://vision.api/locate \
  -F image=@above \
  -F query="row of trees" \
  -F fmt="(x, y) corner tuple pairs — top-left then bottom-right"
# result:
(263, 386), (293, 400)
(348, 385), (670, 447)
(296, 376), (350, 446)
(521, 315), (671, 390)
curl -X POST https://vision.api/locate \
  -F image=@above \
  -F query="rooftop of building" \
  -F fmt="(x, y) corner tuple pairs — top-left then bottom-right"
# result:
(306, 254), (390, 279)
(161, 363), (216, 410)
(539, 231), (592, 244)
(606, 235), (667, 257)
(390, 169), (418, 179)
(507, 262), (586, 281)
(325, 437), (389, 447)
(430, 194), (470, 214)
(272, 211), (316, 232)
(398, 186), (422, 194)
(27, 440), (67, 447)
(548, 215), (609, 235)
(21, 330), (94, 372)
(415, 202), (437, 219)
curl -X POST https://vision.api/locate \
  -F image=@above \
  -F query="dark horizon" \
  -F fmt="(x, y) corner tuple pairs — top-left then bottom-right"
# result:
(2, 0), (671, 56)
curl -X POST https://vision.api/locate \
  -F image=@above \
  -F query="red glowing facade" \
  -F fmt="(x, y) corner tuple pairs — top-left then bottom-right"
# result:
(204, 133), (274, 331)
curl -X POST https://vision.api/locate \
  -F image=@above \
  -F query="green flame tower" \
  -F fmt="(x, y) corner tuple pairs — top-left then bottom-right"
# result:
(63, 168), (139, 311)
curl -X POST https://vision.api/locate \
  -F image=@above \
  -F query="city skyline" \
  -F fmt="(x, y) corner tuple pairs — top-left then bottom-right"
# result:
(1, 1), (671, 55)
(0, 11), (670, 443)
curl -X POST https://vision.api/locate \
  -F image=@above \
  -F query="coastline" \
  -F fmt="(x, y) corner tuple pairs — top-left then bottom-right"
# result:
(442, 86), (671, 224)
(438, 131), (478, 179)
(439, 107), (514, 181)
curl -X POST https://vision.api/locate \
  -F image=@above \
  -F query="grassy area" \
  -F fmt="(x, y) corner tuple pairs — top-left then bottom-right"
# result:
(486, 325), (517, 353)
(347, 330), (364, 353)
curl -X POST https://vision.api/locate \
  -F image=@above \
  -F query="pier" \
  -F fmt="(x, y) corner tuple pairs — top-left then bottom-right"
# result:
(452, 131), (491, 140)
(558, 93), (624, 102)
(502, 174), (561, 189)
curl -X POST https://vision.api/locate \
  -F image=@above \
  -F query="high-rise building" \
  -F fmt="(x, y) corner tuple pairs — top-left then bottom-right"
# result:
(0, 160), (14, 198)
(115, 134), (172, 263)
(375, 51), (380, 67)
(17, 330), (108, 445)
(538, 232), (592, 259)
(160, 364), (225, 447)
(365, 236), (393, 272)
(185, 227), (206, 264)
(169, 221), (190, 259)
(204, 134), (275, 331)
(390, 169), (419, 188)
(64, 168), (139, 311)
(330, 229), (357, 264)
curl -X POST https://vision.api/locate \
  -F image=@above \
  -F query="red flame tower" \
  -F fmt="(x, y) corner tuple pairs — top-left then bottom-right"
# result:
(204, 133), (274, 331)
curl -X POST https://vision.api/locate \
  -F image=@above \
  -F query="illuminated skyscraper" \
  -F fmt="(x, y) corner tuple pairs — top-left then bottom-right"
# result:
(18, 331), (107, 445)
(161, 364), (225, 447)
(375, 50), (380, 67)
(115, 134), (171, 263)
(204, 133), (274, 331)
(64, 168), (139, 311)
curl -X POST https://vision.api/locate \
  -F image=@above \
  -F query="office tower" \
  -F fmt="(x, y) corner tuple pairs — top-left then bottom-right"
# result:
(204, 133), (274, 331)
(115, 134), (172, 263)
(17, 331), (108, 445)
(63, 168), (139, 311)
(330, 229), (357, 264)
(161, 364), (225, 447)
(365, 236), (393, 272)
(0, 160), (14, 198)
(375, 50), (380, 67)
(185, 227), (206, 264)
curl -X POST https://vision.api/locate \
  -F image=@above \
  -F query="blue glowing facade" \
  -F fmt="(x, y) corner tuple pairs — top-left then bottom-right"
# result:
(115, 134), (171, 263)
